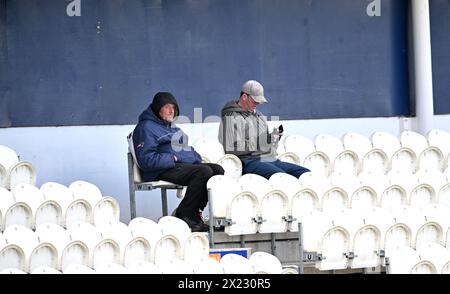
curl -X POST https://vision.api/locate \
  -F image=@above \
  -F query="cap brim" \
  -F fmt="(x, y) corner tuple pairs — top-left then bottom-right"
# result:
(253, 95), (268, 103)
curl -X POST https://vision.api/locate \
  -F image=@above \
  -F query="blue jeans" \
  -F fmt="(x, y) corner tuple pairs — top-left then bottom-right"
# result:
(241, 157), (310, 179)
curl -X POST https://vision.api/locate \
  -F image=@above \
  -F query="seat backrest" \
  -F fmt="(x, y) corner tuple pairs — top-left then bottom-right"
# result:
(371, 131), (402, 158)
(238, 173), (271, 199)
(12, 183), (45, 210)
(220, 253), (254, 274)
(127, 132), (143, 183)
(314, 134), (344, 161)
(269, 172), (302, 200)
(216, 154), (242, 180)
(69, 180), (103, 208)
(400, 130), (429, 155)
(192, 138), (225, 163)
(428, 129), (450, 156)
(40, 182), (74, 209)
(0, 145), (19, 170)
(63, 264), (96, 274)
(283, 134), (316, 161)
(342, 132), (373, 158)
(126, 260), (162, 274)
(249, 251), (282, 274)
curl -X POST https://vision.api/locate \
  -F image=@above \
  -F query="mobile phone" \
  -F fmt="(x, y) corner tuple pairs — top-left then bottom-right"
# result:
(278, 125), (284, 133)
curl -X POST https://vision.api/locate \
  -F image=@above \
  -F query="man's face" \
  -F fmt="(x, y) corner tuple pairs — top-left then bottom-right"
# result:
(241, 93), (260, 112)
(159, 103), (176, 122)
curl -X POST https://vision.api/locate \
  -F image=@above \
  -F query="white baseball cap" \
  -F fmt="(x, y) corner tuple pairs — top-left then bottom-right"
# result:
(241, 80), (268, 103)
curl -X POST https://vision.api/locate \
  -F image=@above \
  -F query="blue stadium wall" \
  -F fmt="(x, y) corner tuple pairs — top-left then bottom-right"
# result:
(0, 0), (423, 127)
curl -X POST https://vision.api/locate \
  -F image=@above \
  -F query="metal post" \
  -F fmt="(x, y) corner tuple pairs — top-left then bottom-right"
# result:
(161, 188), (168, 216)
(207, 188), (215, 247)
(270, 233), (277, 256)
(298, 222), (304, 274)
(412, 0), (434, 135)
(127, 153), (137, 219)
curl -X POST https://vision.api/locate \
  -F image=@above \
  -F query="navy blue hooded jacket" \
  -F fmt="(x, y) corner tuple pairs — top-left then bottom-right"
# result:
(132, 92), (202, 181)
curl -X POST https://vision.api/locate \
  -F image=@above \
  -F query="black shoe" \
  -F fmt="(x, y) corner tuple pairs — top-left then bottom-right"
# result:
(175, 213), (209, 232)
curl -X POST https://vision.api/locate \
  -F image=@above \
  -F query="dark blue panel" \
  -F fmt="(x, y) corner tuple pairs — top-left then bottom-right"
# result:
(3, 0), (409, 127)
(0, 0), (8, 127)
(430, 0), (450, 115)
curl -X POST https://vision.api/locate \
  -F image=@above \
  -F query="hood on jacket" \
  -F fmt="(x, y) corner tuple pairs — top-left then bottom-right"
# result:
(139, 92), (180, 123)
(221, 100), (261, 117)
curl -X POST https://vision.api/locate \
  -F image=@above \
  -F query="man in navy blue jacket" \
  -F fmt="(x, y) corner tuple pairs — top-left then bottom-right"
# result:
(132, 92), (224, 232)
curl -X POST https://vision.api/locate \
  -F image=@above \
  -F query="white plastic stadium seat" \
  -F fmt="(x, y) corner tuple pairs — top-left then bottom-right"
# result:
(225, 190), (259, 235)
(92, 196), (120, 227)
(30, 266), (62, 274)
(258, 188), (289, 233)
(153, 234), (182, 266)
(0, 145), (36, 189)
(216, 154), (242, 180)
(192, 138), (225, 164)
(158, 258), (194, 274)
(316, 223), (351, 270)
(128, 217), (163, 262)
(69, 180), (103, 210)
(220, 253), (254, 274)
(283, 134), (317, 163)
(95, 262), (127, 274)
(269, 172), (302, 201)
(277, 152), (302, 165)
(158, 216), (191, 243)
(0, 239), (26, 272)
(289, 187), (320, 231)
(349, 224), (382, 269)
(249, 251), (282, 274)
(427, 129), (450, 159)
(401, 130), (445, 172)
(126, 260), (162, 274)
(0, 268), (27, 274)
(207, 175), (241, 219)
(63, 264), (96, 274)
(191, 256), (224, 274)
(182, 232), (210, 264)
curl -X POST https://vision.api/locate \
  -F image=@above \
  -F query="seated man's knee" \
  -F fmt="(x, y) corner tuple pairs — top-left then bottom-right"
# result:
(213, 164), (225, 175)
(196, 165), (215, 179)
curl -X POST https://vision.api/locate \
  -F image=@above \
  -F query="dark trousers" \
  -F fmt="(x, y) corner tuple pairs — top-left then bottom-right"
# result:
(156, 163), (224, 217)
(241, 157), (310, 179)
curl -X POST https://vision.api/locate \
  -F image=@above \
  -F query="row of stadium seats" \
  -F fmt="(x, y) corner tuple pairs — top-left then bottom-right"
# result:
(191, 130), (450, 181)
(0, 181), (120, 231)
(0, 215), (286, 274)
(207, 169), (450, 235)
(278, 130), (450, 177)
(298, 205), (450, 271)
(0, 216), (210, 273)
(0, 251), (288, 274)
